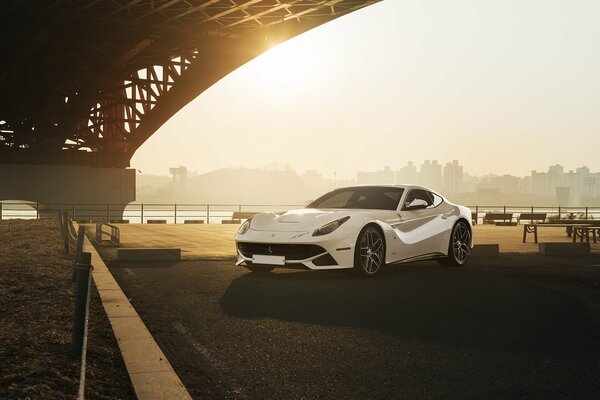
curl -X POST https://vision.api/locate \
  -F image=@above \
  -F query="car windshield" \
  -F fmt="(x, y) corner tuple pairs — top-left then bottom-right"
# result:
(307, 187), (405, 210)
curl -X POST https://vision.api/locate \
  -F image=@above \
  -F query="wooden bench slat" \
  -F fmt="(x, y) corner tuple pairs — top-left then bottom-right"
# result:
(482, 213), (515, 225)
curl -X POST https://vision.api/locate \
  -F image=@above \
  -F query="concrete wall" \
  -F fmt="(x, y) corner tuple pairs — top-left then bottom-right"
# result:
(0, 164), (135, 205)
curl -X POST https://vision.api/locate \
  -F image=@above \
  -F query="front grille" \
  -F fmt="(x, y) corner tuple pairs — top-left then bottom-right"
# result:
(312, 254), (338, 266)
(238, 243), (326, 260)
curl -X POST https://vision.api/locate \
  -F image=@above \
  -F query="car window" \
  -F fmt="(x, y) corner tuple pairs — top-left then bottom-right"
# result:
(430, 192), (444, 208)
(310, 190), (354, 208)
(308, 187), (405, 210)
(404, 189), (433, 207)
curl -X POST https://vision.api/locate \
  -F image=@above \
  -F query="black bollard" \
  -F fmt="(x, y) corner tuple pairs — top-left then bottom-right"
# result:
(72, 226), (86, 282)
(72, 252), (93, 356)
(62, 211), (70, 254)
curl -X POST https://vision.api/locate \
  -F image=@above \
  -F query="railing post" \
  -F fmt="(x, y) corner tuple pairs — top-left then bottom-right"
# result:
(475, 205), (478, 225)
(503, 205), (506, 222)
(558, 206), (561, 220)
(62, 211), (70, 254)
(72, 252), (93, 356)
(0, 202), (2, 220)
(36, 202), (39, 219)
(531, 206), (534, 224)
(141, 203), (144, 224)
(107, 204), (110, 223)
(207, 204), (210, 224)
(72, 226), (86, 282)
(585, 206), (588, 219)
(174, 203), (177, 224)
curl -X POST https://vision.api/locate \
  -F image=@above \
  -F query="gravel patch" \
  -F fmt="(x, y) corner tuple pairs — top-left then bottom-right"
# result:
(0, 218), (135, 399)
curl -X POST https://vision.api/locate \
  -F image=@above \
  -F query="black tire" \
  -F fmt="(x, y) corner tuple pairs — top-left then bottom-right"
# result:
(437, 220), (471, 267)
(244, 266), (274, 273)
(353, 225), (386, 277)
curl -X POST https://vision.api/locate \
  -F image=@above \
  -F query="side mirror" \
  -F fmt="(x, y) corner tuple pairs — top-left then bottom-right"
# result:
(403, 198), (428, 211)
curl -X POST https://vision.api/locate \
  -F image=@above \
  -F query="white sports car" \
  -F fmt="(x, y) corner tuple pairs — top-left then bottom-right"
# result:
(235, 185), (473, 276)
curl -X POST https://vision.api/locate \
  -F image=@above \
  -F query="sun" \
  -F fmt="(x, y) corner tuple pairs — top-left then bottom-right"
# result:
(240, 32), (327, 91)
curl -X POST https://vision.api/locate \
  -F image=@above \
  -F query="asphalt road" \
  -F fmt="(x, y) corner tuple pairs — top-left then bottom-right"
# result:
(108, 255), (600, 400)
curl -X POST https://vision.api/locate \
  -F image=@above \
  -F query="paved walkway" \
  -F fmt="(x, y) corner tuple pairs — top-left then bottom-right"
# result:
(473, 224), (600, 253)
(95, 223), (599, 260)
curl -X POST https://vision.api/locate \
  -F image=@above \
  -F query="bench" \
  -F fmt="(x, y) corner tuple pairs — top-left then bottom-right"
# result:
(184, 219), (204, 224)
(546, 219), (600, 237)
(482, 213), (515, 226)
(523, 223), (597, 244)
(221, 211), (258, 224)
(146, 219), (167, 224)
(517, 213), (546, 224)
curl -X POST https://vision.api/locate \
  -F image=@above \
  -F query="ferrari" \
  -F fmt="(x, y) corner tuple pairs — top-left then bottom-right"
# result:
(235, 185), (473, 276)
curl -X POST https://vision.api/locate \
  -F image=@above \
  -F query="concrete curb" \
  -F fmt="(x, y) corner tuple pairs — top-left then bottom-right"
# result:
(81, 229), (192, 400)
(539, 242), (591, 255)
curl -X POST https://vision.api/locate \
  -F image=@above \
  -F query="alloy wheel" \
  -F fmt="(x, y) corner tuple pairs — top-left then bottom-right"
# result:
(358, 227), (384, 275)
(452, 222), (471, 264)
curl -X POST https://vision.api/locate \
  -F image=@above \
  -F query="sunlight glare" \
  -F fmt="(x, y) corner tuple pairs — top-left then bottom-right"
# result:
(241, 34), (326, 94)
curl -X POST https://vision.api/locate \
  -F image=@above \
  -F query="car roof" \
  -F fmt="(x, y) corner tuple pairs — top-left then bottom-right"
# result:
(333, 184), (446, 199)
(337, 184), (429, 191)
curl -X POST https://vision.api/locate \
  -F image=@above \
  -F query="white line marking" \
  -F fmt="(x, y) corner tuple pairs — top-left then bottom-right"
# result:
(172, 321), (250, 399)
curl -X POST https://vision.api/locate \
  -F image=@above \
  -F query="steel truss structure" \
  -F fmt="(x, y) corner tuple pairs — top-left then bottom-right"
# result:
(0, 0), (379, 167)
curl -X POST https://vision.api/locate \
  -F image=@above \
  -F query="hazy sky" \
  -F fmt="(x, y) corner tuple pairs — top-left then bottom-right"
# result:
(132, 0), (600, 179)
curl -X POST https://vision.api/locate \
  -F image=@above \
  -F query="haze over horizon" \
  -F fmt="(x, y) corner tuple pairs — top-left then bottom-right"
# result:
(132, 0), (600, 179)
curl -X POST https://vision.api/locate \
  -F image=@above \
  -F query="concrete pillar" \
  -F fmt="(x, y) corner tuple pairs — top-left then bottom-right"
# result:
(0, 164), (135, 219)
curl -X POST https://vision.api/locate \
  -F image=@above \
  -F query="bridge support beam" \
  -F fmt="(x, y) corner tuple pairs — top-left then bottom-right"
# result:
(0, 164), (135, 219)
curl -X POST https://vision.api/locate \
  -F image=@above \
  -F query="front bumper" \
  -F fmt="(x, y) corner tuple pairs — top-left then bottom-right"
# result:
(235, 227), (357, 270)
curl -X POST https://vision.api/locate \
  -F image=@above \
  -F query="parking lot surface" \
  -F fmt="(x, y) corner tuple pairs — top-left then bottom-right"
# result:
(108, 255), (600, 400)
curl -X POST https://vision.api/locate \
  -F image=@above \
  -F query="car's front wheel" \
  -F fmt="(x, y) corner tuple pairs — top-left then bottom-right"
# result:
(353, 225), (385, 277)
(438, 220), (471, 267)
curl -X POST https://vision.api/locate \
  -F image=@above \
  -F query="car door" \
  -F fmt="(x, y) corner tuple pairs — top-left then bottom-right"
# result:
(393, 189), (451, 260)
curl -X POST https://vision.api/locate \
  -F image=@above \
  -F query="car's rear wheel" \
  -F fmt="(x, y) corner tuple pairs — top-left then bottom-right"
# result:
(438, 220), (471, 267)
(353, 225), (385, 277)
(244, 266), (274, 273)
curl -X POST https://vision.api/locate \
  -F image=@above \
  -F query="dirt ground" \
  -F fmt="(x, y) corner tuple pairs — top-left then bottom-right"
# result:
(0, 218), (134, 399)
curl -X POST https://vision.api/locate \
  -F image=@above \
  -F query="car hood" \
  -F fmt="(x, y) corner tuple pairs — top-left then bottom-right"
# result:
(250, 208), (356, 232)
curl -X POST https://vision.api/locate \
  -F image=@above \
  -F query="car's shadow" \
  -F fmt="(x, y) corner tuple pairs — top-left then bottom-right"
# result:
(219, 262), (598, 358)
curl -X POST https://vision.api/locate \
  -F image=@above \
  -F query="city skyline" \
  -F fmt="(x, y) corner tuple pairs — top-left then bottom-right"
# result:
(146, 159), (600, 206)
(157, 159), (600, 181)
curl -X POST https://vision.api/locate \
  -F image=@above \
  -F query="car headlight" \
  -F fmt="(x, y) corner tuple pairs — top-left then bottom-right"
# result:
(312, 216), (350, 237)
(238, 219), (252, 235)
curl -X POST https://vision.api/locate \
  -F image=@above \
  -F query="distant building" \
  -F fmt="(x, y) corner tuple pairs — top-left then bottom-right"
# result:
(528, 164), (600, 205)
(396, 161), (417, 184)
(420, 160), (442, 191)
(477, 174), (521, 194)
(169, 165), (187, 185)
(443, 160), (463, 193)
(302, 169), (323, 190)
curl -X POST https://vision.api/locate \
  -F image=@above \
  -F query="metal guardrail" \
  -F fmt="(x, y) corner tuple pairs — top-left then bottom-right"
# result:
(95, 223), (120, 246)
(1, 201), (598, 224)
(0, 202), (304, 224)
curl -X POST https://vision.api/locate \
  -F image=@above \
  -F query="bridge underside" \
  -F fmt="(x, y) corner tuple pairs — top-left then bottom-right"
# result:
(0, 164), (135, 219)
(0, 0), (379, 168)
